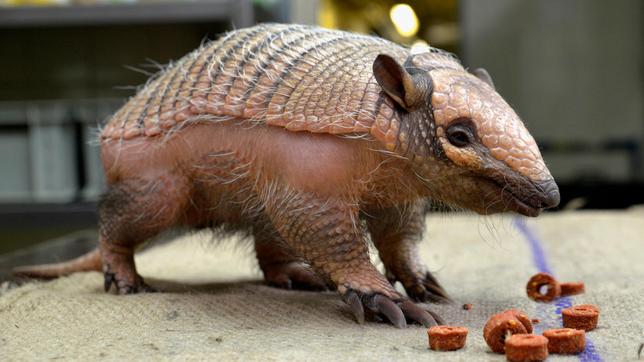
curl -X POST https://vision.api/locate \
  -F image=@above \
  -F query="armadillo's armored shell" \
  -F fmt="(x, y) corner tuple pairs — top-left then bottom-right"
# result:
(100, 24), (420, 151)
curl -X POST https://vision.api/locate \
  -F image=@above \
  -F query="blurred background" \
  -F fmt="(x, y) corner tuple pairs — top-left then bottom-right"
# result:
(0, 0), (642, 258)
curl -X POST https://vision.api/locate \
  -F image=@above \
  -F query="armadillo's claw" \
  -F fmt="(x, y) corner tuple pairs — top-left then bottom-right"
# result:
(403, 271), (452, 304)
(429, 308), (445, 325)
(417, 304), (446, 325)
(116, 281), (156, 295)
(104, 271), (115, 292)
(262, 262), (328, 291)
(366, 294), (406, 328)
(102, 264), (156, 294)
(112, 278), (156, 295)
(342, 290), (365, 324)
(399, 300), (440, 327)
(341, 289), (443, 328)
(116, 280), (156, 295)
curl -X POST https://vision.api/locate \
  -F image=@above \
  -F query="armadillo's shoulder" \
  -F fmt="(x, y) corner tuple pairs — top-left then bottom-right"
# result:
(100, 24), (411, 147)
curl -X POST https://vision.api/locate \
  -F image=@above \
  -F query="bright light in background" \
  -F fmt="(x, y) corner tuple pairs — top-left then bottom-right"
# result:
(411, 39), (430, 54)
(389, 3), (419, 38)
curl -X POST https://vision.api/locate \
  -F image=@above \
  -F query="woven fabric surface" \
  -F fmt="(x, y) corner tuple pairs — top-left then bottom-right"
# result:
(1, 210), (642, 361)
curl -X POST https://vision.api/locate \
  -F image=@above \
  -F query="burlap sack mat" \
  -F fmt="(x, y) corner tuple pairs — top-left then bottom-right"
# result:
(1, 210), (643, 361)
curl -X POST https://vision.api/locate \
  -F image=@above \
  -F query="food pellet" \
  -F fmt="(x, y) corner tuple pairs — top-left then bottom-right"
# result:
(483, 309), (532, 353)
(427, 326), (468, 351)
(543, 328), (586, 354)
(526, 272), (561, 302)
(505, 334), (549, 361)
(512, 310), (533, 333)
(562, 304), (599, 331)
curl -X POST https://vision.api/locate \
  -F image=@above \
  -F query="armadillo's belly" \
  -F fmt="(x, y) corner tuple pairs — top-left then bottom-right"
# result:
(100, 23), (407, 143)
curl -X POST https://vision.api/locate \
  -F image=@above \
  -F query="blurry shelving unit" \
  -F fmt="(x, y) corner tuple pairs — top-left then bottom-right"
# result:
(0, 99), (121, 202)
(0, 1), (253, 28)
(0, 0), (254, 203)
(0, 0), (254, 28)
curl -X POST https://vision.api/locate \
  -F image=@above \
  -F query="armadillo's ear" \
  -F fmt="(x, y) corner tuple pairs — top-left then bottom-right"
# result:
(373, 54), (423, 110)
(471, 68), (495, 89)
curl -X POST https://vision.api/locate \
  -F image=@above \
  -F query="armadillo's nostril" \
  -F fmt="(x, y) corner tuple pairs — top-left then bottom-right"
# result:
(536, 179), (560, 209)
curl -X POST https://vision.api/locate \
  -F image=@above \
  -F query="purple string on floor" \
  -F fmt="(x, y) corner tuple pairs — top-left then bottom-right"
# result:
(514, 217), (603, 362)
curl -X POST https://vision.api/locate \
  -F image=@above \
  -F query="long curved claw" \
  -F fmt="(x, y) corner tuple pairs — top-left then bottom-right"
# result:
(425, 307), (446, 325)
(342, 290), (365, 324)
(103, 268), (155, 294)
(422, 272), (450, 300)
(371, 295), (406, 329)
(403, 272), (452, 304)
(399, 300), (439, 327)
(384, 267), (452, 304)
(411, 284), (451, 304)
(104, 272), (115, 292)
(341, 289), (445, 328)
(263, 262), (329, 291)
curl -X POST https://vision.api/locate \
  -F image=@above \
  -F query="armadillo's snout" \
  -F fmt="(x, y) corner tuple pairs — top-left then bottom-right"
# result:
(500, 178), (560, 217)
(534, 179), (560, 209)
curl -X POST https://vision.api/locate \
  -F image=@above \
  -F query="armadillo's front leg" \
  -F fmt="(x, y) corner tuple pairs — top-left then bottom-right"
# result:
(265, 193), (442, 328)
(366, 201), (450, 304)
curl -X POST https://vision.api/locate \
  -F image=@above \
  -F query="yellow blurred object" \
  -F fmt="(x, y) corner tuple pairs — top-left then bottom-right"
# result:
(410, 39), (430, 54)
(317, 0), (456, 49)
(389, 3), (419, 37)
(319, 0), (338, 29)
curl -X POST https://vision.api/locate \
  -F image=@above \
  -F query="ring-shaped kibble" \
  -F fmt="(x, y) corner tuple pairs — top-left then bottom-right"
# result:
(483, 310), (530, 353)
(562, 304), (599, 331)
(509, 309), (533, 334)
(505, 334), (549, 362)
(427, 326), (468, 351)
(526, 272), (561, 302)
(543, 328), (586, 354)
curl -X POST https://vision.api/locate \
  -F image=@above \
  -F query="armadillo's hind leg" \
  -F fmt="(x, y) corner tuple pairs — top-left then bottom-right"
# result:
(99, 176), (189, 294)
(254, 231), (328, 291)
(101, 243), (154, 295)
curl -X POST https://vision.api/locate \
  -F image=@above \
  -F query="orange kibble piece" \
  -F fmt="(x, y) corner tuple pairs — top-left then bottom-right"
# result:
(483, 310), (533, 353)
(526, 272), (561, 302)
(543, 328), (586, 354)
(562, 304), (599, 331)
(427, 326), (468, 351)
(505, 334), (549, 362)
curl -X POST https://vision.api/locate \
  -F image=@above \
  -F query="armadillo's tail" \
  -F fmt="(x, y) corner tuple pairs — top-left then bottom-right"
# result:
(13, 248), (102, 279)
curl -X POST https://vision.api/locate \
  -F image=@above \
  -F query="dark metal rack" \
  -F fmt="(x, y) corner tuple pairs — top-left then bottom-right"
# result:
(0, 0), (253, 28)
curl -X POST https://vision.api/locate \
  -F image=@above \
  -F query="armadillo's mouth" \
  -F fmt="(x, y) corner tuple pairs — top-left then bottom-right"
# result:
(500, 188), (542, 217)
(471, 159), (559, 217)
(482, 177), (544, 217)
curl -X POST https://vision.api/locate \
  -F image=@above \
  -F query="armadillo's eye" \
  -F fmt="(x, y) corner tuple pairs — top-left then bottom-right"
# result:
(446, 122), (475, 148)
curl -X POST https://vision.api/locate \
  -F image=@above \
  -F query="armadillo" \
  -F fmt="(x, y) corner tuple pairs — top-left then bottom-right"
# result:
(15, 23), (560, 328)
